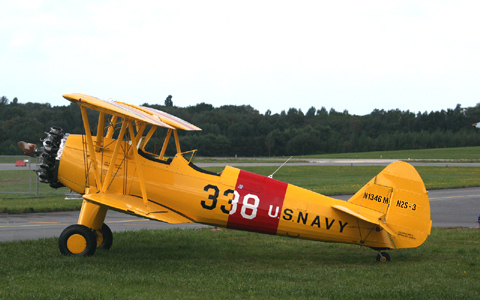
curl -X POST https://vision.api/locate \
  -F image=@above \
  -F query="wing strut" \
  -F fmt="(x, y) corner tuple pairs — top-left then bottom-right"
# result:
(80, 106), (102, 190)
(159, 129), (173, 160)
(141, 125), (157, 151)
(128, 120), (149, 206)
(173, 129), (181, 153)
(106, 115), (118, 139)
(96, 112), (105, 150)
(100, 119), (128, 193)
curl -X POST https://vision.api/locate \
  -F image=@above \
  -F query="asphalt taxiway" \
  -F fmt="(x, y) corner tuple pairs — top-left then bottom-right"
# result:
(1, 187), (479, 242)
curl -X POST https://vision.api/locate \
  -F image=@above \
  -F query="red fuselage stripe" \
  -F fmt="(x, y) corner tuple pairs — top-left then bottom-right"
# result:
(227, 170), (288, 234)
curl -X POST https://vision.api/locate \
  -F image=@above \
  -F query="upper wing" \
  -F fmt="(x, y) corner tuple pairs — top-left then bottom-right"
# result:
(140, 106), (201, 131)
(63, 93), (200, 130)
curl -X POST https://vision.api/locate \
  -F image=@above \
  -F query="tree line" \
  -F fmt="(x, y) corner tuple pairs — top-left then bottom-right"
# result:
(2, 95), (480, 156)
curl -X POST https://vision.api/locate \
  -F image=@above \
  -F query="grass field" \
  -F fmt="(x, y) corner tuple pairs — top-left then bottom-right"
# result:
(302, 146), (480, 160)
(4, 145), (480, 213)
(0, 169), (65, 196)
(191, 146), (480, 161)
(0, 227), (478, 299)
(5, 145), (480, 163)
(0, 156), (28, 163)
(3, 165), (480, 213)
(0, 169), (82, 213)
(208, 165), (480, 195)
(0, 196), (82, 213)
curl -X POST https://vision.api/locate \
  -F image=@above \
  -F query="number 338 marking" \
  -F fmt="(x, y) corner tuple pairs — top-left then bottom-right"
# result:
(201, 184), (259, 220)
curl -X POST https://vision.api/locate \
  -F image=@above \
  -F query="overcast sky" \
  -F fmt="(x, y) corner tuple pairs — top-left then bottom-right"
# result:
(1, 0), (479, 116)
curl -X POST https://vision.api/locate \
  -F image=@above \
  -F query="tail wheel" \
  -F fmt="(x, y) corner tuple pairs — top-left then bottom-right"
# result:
(58, 224), (97, 256)
(96, 223), (113, 250)
(376, 252), (391, 262)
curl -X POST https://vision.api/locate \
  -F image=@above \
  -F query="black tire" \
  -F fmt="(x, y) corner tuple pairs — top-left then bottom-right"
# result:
(96, 223), (113, 250)
(58, 224), (97, 256)
(376, 252), (391, 262)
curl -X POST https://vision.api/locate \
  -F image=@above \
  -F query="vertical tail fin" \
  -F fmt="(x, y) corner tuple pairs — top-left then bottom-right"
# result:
(347, 161), (431, 249)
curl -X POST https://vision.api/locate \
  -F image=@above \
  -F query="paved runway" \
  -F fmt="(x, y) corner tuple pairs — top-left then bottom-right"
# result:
(0, 210), (210, 242)
(1, 187), (479, 242)
(334, 187), (480, 228)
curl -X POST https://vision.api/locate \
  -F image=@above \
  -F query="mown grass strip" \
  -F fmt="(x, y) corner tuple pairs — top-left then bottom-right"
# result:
(0, 156), (28, 163)
(303, 146), (480, 160)
(0, 169), (81, 213)
(209, 165), (480, 195)
(4, 145), (480, 164)
(0, 227), (478, 299)
(0, 170), (65, 196)
(3, 165), (480, 213)
(0, 196), (83, 213)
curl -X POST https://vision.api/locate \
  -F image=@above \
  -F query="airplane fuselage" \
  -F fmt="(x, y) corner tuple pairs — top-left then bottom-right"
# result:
(57, 134), (393, 249)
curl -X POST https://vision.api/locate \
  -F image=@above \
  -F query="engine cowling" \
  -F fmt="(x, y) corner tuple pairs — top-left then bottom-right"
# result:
(36, 126), (66, 189)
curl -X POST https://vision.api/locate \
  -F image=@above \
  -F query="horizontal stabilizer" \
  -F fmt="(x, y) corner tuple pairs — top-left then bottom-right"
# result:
(83, 193), (193, 224)
(332, 205), (397, 237)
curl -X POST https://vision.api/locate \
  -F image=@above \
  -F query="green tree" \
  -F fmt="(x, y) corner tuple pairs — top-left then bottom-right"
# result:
(164, 95), (173, 107)
(0, 96), (8, 105)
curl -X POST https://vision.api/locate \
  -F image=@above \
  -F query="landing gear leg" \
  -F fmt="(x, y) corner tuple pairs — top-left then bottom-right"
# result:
(376, 251), (390, 262)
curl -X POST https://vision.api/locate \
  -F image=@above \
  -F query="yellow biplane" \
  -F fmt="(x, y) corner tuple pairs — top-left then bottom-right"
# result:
(20, 93), (431, 261)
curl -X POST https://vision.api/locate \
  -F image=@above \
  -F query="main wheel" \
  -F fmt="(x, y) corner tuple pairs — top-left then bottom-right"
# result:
(96, 223), (113, 250)
(376, 252), (391, 262)
(58, 224), (97, 256)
